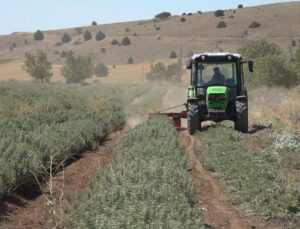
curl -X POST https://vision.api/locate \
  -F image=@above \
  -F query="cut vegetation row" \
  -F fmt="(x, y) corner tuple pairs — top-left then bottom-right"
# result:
(68, 116), (204, 228)
(196, 125), (300, 227)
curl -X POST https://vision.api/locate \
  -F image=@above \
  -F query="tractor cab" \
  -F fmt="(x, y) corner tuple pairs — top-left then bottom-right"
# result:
(186, 52), (253, 134)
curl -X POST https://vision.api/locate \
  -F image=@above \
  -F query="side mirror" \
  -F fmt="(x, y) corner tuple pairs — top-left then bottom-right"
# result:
(248, 61), (254, 72)
(186, 58), (192, 69)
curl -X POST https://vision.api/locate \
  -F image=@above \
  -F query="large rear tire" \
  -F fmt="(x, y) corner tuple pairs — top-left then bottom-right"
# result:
(234, 100), (248, 133)
(187, 103), (199, 135)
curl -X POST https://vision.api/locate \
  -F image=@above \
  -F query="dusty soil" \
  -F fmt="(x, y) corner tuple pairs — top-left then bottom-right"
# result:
(0, 130), (124, 229)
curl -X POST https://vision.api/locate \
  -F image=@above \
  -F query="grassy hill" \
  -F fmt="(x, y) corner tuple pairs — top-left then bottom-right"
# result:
(0, 2), (299, 65)
(0, 2), (299, 84)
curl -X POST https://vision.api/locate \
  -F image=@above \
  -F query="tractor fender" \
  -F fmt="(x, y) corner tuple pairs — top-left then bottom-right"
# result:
(235, 95), (247, 102)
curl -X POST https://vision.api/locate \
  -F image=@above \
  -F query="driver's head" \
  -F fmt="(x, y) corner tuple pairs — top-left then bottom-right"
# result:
(213, 67), (220, 74)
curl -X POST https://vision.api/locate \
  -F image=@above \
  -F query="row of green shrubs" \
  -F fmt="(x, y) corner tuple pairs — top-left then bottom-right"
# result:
(69, 116), (203, 228)
(0, 82), (125, 199)
(196, 126), (299, 219)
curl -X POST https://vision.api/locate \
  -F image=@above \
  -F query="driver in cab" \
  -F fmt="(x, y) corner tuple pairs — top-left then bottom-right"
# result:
(208, 67), (226, 85)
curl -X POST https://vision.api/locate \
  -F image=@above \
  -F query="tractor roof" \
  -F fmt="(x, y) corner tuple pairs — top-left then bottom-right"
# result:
(192, 52), (241, 60)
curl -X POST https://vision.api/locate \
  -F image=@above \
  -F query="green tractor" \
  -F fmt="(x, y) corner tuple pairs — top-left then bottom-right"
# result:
(186, 52), (253, 134)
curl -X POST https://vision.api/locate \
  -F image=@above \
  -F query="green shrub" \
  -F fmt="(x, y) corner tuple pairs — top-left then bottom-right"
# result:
(61, 55), (94, 83)
(256, 55), (298, 88)
(111, 39), (118, 45)
(146, 62), (166, 81)
(197, 126), (299, 218)
(61, 33), (72, 43)
(95, 31), (106, 41)
(23, 50), (53, 82)
(91, 21), (97, 26)
(166, 62), (182, 81)
(238, 40), (282, 59)
(180, 17), (186, 22)
(238, 4), (243, 9)
(249, 21), (261, 28)
(155, 12), (171, 20)
(215, 10), (225, 17)
(216, 21), (226, 28)
(69, 116), (203, 228)
(146, 61), (182, 81)
(122, 36), (131, 46)
(83, 30), (92, 41)
(0, 82), (125, 199)
(127, 57), (134, 64)
(101, 47), (106, 53)
(294, 46), (300, 71)
(170, 51), (177, 59)
(239, 40), (299, 88)
(94, 62), (109, 77)
(33, 30), (44, 41)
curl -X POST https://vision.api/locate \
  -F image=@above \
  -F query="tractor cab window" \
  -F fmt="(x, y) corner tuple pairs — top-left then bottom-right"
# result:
(196, 62), (237, 86)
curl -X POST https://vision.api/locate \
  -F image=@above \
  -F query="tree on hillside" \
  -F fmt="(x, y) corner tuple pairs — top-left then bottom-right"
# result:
(84, 30), (92, 41)
(61, 33), (72, 43)
(166, 62), (183, 81)
(33, 30), (44, 41)
(238, 40), (282, 59)
(214, 10), (225, 17)
(127, 57), (134, 64)
(61, 55), (94, 83)
(146, 61), (182, 81)
(122, 36), (131, 46)
(239, 40), (300, 88)
(95, 31), (106, 41)
(146, 63), (166, 81)
(94, 62), (109, 77)
(23, 50), (53, 82)
(170, 51), (177, 59)
(92, 21), (98, 26)
(257, 55), (298, 88)
(155, 12), (171, 20)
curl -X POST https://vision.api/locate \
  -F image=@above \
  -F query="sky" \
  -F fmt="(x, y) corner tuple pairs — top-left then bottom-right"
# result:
(0, 0), (298, 35)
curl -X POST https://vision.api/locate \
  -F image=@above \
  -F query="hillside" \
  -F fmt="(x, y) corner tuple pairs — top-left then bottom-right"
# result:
(0, 2), (300, 66)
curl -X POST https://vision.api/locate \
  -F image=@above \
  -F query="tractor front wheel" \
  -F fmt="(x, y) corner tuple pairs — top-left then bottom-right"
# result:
(187, 103), (199, 135)
(234, 100), (248, 133)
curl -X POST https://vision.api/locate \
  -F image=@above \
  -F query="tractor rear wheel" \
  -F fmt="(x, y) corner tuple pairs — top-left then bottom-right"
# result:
(234, 100), (248, 133)
(187, 103), (199, 135)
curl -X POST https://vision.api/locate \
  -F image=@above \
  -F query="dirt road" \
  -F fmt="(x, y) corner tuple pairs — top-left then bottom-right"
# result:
(180, 132), (251, 229)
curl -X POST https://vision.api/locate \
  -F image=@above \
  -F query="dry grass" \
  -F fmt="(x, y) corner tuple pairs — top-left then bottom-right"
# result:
(249, 86), (300, 130)
(0, 58), (189, 85)
(0, 2), (300, 65)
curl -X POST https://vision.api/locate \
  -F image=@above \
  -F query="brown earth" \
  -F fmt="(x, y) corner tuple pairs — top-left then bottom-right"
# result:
(180, 132), (251, 229)
(180, 131), (284, 229)
(0, 130), (124, 229)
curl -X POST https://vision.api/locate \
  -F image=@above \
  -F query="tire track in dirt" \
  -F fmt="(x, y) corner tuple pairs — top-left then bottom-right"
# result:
(0, 130), (124, 229)
(180, 131), (251, 229)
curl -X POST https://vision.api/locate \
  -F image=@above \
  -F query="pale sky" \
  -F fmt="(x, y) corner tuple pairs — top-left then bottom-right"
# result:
(0, 0), (298, 35)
